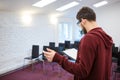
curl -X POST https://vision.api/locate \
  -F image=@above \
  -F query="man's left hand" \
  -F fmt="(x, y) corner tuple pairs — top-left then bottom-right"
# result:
(43, 48), (56, 62)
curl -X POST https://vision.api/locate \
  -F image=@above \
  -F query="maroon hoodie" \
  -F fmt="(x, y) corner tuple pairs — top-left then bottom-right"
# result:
(53, 27), (113, 80)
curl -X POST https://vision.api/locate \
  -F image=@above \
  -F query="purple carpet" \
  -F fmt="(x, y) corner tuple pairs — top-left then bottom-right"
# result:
(1, 61), (120, 80)
(0, 61), (74, 80)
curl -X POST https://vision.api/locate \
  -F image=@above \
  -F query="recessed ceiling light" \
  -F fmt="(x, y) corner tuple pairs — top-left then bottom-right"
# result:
(93, 1), (108, 8)
(56, 1), (79, 12)
(32, 0), (57, 8)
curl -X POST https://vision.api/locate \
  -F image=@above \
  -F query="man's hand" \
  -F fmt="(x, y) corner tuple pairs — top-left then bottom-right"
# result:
(43, 48), (56, 62)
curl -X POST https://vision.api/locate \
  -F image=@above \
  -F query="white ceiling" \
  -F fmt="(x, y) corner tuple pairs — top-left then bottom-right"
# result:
(0, 0), (120, 17)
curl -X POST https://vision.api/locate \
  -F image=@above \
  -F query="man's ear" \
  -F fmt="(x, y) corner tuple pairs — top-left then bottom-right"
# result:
(81, 18), (86, 24)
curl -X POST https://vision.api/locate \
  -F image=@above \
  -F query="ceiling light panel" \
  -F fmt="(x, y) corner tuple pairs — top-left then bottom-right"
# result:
(32, 0), (57, 8)
(93, 1), (108, 8)
(56, 1), (79, 12)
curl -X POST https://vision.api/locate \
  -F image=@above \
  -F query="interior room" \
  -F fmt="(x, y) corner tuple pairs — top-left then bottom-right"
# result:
(0, 0), (120, 80)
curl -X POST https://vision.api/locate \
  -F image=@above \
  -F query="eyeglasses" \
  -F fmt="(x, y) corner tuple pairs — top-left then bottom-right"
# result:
(77, 21), (80, 25)
(77, 19), (82, 25)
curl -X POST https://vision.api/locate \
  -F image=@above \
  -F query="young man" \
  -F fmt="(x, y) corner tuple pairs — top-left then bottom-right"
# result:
(43, 7), (113, 80)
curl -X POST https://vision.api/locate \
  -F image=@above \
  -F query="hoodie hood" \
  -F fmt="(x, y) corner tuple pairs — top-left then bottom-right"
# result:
(88, 27), (113, 49)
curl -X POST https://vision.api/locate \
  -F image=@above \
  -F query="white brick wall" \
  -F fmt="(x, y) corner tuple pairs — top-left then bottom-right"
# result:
(0, 12), (57, 74)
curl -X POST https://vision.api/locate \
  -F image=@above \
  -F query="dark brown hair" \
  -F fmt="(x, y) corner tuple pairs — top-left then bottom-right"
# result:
(76, 7), (96, 22)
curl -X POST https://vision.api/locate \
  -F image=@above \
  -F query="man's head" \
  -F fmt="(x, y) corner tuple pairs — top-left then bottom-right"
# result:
(76, 7), (96, 34)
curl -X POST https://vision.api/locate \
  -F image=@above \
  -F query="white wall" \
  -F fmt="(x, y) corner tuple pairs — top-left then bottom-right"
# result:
(95, 2), (120, 47)
(0, 12), (57, 74)
(71, 2), (120, 47)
